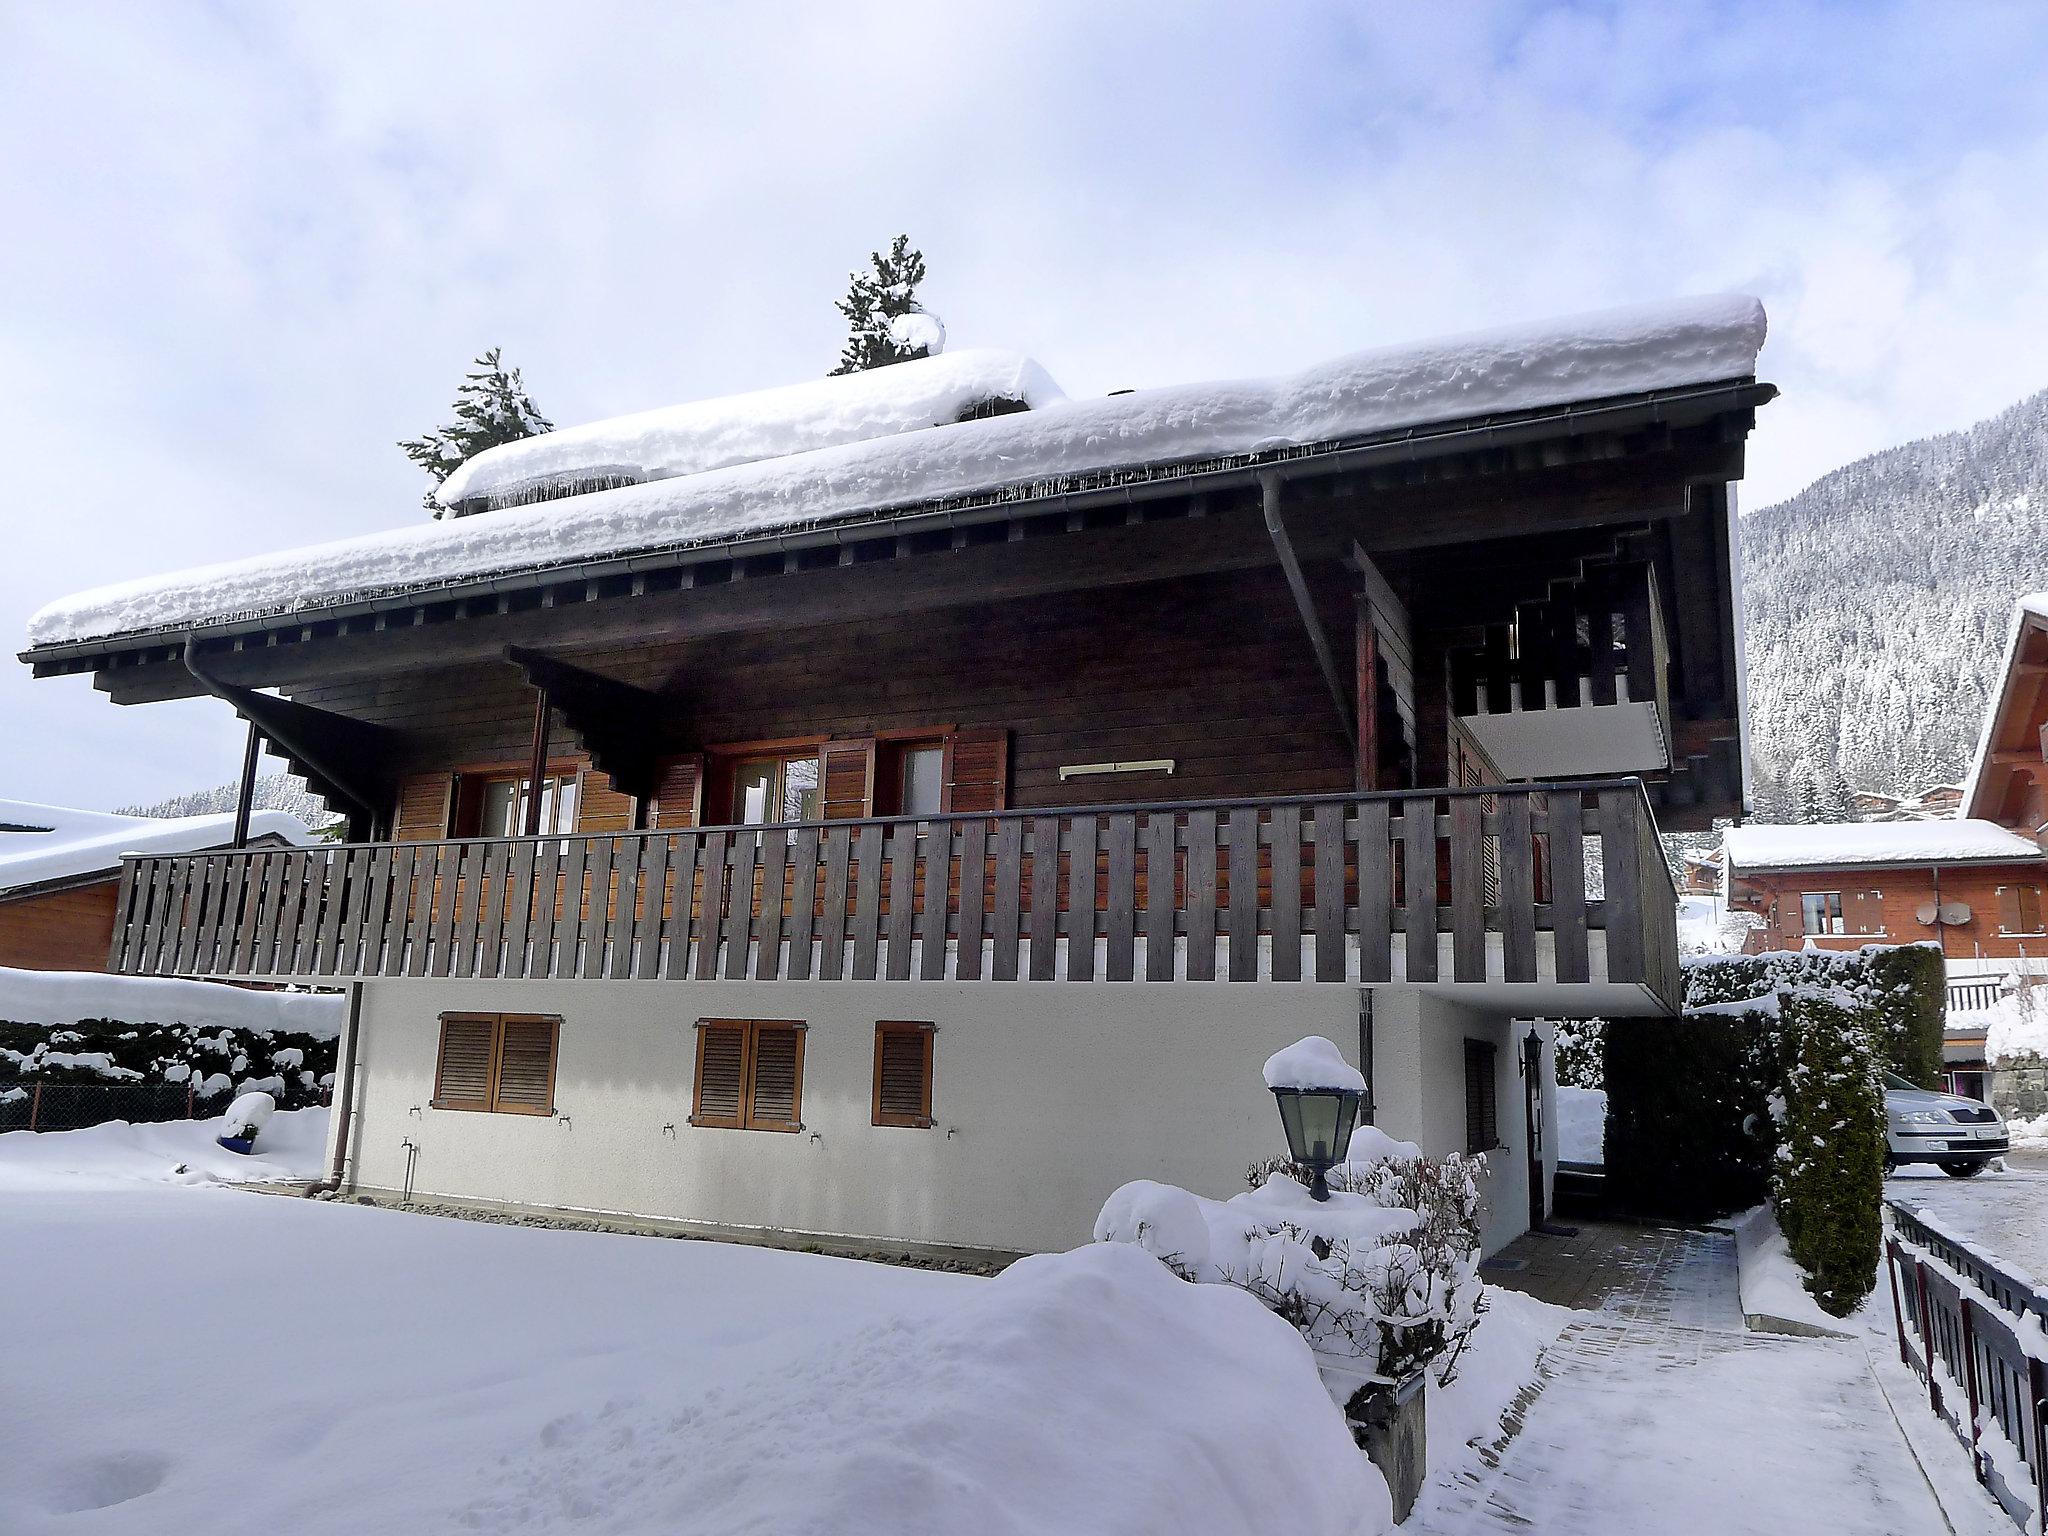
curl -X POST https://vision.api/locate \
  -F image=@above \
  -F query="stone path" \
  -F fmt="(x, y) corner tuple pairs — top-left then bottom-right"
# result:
(1417, 1222), (1958, 1535)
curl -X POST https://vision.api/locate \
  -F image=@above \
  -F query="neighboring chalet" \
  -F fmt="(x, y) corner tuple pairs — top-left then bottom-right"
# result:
(0, 799), (314, 973)
(20, 297), (1772, 1257)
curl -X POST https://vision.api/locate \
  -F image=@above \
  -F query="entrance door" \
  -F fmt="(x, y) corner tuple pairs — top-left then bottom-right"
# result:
(1523, 1032), (1546, 1231)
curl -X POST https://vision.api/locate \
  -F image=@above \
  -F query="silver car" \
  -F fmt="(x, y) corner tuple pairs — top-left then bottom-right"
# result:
(1885, 1071), (2009, 1177)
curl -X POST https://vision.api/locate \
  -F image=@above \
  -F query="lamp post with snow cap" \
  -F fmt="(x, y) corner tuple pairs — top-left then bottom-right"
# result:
(1263, 1036), (1365, 1202)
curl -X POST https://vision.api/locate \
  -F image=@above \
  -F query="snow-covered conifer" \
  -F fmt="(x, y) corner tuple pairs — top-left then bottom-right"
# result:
(399, 348), (554, 515)
(829, 235), (940, 375)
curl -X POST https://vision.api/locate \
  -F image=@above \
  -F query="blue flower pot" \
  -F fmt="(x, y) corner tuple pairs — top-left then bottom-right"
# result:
(217, 1135), (255, 1155)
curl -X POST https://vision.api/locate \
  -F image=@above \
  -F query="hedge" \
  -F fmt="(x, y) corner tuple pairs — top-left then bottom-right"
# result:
(1772, 989), (1885, 1316)
(1681, 943), (1943, 1087)
(0, 1018), (336, 1110)
(1602, 1005), (1776, 1222)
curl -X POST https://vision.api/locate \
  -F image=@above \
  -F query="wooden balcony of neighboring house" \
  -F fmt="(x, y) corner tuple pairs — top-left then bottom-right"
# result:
(107, 778), (1682, 1016)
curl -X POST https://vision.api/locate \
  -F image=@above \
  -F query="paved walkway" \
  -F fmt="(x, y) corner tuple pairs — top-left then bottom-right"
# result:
(1418, 1221), (1962, 1535)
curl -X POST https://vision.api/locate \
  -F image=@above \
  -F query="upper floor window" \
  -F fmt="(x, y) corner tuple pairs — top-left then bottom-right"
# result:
(455, 772), (579, 837)
(730, 752), (822, 826)
(1800, 892), (1845, 935)
(896, 743), (945, 817)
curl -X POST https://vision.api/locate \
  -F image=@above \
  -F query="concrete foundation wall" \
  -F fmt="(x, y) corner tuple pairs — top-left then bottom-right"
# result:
(338, 978), (1538, 1257)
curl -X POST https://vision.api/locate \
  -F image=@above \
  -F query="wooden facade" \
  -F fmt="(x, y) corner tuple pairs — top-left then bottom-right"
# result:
(0, 878), (123, 973)
(1729, 861), (2048, 962)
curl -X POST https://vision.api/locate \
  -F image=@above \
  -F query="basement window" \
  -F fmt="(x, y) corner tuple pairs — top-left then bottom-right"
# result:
(1464, 1039), (1498, 1155)
(872, 1021), (935, 1127)
(432, 1013), (560, 1115)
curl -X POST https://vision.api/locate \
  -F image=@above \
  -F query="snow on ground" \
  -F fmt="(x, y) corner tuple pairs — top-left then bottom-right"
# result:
(31, 294), (1765, 647)
(0, 1105), (329, 1190)
(1889, 1154), (2048, 1280)
(1426, 1288), (1569, 1466)
(1730, 1205), (1851, 1336)
(0, 1135), (1390, 1536)
(0, 964), (345, 1035)
(1557, 1086), (1605, 1166)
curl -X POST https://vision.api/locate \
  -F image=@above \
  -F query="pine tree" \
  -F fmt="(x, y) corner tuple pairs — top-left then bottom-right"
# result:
(830, 235), (935, 375)
(399, 347), (554, 516)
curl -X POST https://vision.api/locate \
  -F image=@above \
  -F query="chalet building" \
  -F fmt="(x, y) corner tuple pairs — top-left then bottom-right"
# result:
(21, 297), (1771, 1257)
(0, 799), (314, 973)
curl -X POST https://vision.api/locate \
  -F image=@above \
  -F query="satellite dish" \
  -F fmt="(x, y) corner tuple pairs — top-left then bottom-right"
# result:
(1915, 901), (1939, 925)
(1941, 901), (1972, 926)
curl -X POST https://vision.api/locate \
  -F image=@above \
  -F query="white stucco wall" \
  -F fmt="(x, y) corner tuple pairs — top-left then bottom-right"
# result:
(341, 979), (1377, 1256)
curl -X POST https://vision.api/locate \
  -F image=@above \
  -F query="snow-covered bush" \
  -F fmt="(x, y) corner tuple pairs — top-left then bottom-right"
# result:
(220, 1091), (277, 1143)
(1105, 1125), (1486, 1392)
(1770, 988), (1884, 1316)
(1683, 944), (1943, 1088)
(1552, 1017), (1605, 1089)
(1603, 1000), (1778, 1220)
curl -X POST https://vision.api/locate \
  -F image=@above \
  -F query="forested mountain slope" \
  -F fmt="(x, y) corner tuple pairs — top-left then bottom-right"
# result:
(1742, 387), (2047, 820)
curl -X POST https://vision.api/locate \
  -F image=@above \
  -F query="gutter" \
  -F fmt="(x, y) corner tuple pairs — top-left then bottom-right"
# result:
(23, 378), (1774, 670)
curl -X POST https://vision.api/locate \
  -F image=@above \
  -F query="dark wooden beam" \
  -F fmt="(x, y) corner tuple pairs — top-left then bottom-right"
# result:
(231, 718), (261, 849)
(504, 645), (669, 802)
(521, 683), (552, 836)
(1261, 473), (1357, 770)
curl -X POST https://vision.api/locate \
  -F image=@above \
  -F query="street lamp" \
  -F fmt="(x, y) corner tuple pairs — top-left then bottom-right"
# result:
(1271, 1083), (1363, 1201)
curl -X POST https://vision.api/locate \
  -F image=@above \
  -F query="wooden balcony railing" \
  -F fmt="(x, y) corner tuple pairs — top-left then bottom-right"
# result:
(110, 781), (1680, 1009)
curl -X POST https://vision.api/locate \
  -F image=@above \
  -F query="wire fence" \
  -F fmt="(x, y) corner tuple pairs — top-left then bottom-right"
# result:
(0, 1080), (233, 1134)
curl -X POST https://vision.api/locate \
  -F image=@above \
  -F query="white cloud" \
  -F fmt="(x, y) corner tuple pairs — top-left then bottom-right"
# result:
(4, 1), (2047, 808)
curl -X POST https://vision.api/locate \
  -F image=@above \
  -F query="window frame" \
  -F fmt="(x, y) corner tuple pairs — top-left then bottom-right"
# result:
(430, 1012), (561, 1116)
(1463, 1037), (1499, 1155)
(1800, 891), (1846, 936)
(871, 1020), (936, 1128)
(450, 768), (582, 837)
(690, 1018), (807, 1133)
(727, 751), (825, 827)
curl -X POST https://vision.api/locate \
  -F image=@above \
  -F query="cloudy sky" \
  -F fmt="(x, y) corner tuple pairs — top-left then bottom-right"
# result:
(5, 1), (2047, 813)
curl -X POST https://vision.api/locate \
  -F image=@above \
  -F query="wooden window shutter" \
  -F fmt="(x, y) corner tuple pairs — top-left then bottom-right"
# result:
(1846, 890), (1880, 934)
(575, 762), (638, 834)
(432, 1014), (497, 1110)
(748, 1024), (805, 1131)
(691, 1021), (747, 1128)
(1463, 1038), (1498, 1154)
(873, 1022), (934, 1127)
(1777, 895), (1805, 939)
(2023, 886), (2045, 933)
(396, 772), (455, 841)
(493, 1016), (559, 1115)
(820, 739), (877, 820)
(1998, 885), (2023, 934)
(941, 728), (1008, 813)
(654, 753), (706, 829)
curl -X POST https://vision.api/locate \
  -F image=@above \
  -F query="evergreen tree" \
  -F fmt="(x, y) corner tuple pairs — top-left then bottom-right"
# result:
(399, 347), (553, 515)
(830, 235), (935, 375)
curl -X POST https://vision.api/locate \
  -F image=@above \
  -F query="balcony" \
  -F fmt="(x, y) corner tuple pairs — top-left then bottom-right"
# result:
(110, 780), (1681, 1014)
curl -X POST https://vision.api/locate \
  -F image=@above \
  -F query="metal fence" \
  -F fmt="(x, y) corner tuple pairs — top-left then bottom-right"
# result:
(1886, 1199), (2048, 1531)
(0, 1080), (227, 1134)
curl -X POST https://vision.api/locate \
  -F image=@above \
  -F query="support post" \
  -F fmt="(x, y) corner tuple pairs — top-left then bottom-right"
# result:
(523, 686), (552, 836)
(231, 718), (262, 849)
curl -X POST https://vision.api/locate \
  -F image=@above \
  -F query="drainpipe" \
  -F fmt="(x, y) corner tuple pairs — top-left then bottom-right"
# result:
(303, 981), (363, 1197)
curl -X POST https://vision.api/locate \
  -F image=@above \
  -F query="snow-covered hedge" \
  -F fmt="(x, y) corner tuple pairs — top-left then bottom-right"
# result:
(1552, 1016), (1605, 1089)
(1682, 944), (1943, 1088)
(1099, 1124), (1486, 1396)
(1770, 988), (1884, 1317)
(1603, 1000), (1777, 1220)
(0, 1017), (336, 1111)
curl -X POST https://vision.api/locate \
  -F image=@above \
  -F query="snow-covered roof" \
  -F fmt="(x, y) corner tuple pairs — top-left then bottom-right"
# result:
(0, 799), (320, 894)
(437, 348), (1064, 512)
(1961, 591), (2048, 817)
(27, 293), (1767, 649)
(1722, 818), (2045, 874)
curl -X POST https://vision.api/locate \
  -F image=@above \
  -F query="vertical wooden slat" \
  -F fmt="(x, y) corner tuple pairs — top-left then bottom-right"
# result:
(109, 859), (142, 971)
(662, 834), (699, 981)
(1450, 795), (1485, 982)
(403, 846), (436, 977)
(1359, 802), (1392, 983)
(450, 844), (484, 979)
(1550, 791), (1589, 984)
(1402, 798), (1437, 983)
(1030, 816), (1062, 981)
(170, 856), (212, 974)
(1599, 788), (1644, 983)
(230, 853), (268, 973)
(1270, 805), (1302, 982)
(211, 857), (250, 975)
(140, 857), (176, 973)
(610, 834), (643, 980)
(851, 823), (885, 981)
(1066, 816), (1098, 982)
(631, 834), (670, 980)
(1226, 807), (1259, 981)
(954, 819), (987, 980)
(724, 832), (759, 980)
(525, 841), (560, 979)
(785, 826), (819, 980)
(579, 835), (615, 979)
(1143, 812), (1176, 981)
(918, 825), (950, 980)
(500, 841), (536, 977)
(338, 849), (376, 975)
(753, 831), (786, 981)
(1500, 796), (1537, 983)
(553, 838), (589, 978)
(695, 830), (729, 979)
(1104, 812), (1136, 981)
(315, 848), (352, 975)
(886, 822), (919, 980)
(427, 845), (462, 977)
(196, 855), (233, 974)
(1184, 809), (1217, 981)
(990, 818), (1024, 981)
(1313, 803), (1346, 982)
(817, 826), (852, 980)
